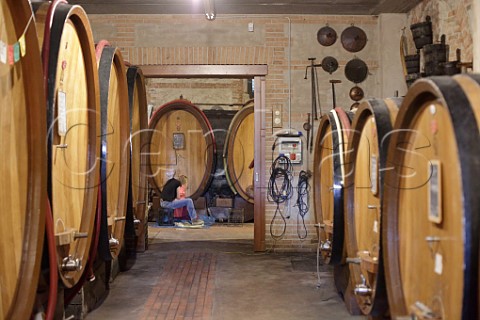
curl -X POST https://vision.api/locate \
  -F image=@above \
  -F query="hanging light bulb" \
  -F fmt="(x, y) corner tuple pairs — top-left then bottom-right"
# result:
(203, 0), (215, 20)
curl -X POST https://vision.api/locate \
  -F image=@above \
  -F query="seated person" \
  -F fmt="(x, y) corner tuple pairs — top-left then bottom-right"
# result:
(173, 175), (189, 220)
(161, 171), (203, 225)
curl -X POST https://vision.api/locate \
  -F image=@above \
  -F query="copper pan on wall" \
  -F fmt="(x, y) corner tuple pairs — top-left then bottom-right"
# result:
(321, 56), (338, 74)
(349, 86), (364, 101)
(341, 25), (367, 52)
(345, 58), (368, 83)
(317, 25), (337, 46)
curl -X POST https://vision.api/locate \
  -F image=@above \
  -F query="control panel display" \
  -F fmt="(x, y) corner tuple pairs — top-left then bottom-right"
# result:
(277, 137), (302, 164)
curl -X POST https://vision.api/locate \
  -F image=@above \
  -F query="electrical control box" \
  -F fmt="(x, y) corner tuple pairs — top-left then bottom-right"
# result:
(277, 137), (302, 164)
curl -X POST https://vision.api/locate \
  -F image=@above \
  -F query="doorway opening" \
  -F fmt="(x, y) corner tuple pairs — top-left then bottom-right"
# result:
(140, 65), (267, 251)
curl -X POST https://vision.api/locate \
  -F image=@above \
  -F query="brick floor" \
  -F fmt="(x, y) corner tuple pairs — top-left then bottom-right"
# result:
(141, 252), (217, 320)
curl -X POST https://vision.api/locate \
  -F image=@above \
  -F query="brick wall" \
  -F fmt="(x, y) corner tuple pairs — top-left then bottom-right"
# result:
(89, 13), (406, 252)
(407, 0), (474, 63)
(146, 78), (247, 110)
(474, 1), (480, 71)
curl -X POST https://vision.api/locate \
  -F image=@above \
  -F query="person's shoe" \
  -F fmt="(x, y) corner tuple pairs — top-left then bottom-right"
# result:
(191, 219), (204, 225)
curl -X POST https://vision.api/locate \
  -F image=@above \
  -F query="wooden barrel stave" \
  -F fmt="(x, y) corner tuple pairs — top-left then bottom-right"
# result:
(224, 105), (255, 204)
(35, 2), (101, 288)
(1, 1), (47, 319)
(383, 77), (480, 319)
(148, 100), (216, 200)
(126, 66), (149, 251)
(97, 44), (130, 259)
(344, 98), (401, 316)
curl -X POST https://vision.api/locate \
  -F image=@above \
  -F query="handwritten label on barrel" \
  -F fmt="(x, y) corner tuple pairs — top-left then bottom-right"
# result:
(428, 160), (442, 224)
(57, 91), (67, 136)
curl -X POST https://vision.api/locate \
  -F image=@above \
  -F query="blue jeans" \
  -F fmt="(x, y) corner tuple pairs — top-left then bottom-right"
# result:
(161, 199), (197, 220)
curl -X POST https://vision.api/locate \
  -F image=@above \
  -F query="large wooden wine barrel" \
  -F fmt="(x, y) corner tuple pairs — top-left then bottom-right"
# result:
(1, 2), (46, 319)
(383, 76), (480, 319)
(344, 98), (401, 316)
(34, 1), (101, 288)
(126, 66), (149, 251)
(314, 108), (362, 315)
(313, 108), (353, 265)
(148, 99), (216, 199)
(223, 105), (255, 203)
(95, 42), (130, 259)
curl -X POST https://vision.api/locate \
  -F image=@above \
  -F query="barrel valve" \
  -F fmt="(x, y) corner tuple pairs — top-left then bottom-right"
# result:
(320, 240), (331, 252)
(109, 237), (120, 247)
(62, 256), (82, 272)
(354, 275), (372, 296)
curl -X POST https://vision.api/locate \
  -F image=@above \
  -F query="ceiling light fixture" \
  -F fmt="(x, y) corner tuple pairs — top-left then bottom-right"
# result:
(203, 0), (215, 20)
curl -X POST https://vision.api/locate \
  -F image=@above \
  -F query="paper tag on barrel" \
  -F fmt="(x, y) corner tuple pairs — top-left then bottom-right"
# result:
(0, 41), (6, 64)
(57, 91), (67, 136)
(434, 253), (442, 275)
(428, 160), (442, 224)
(370, 155), (378, 195)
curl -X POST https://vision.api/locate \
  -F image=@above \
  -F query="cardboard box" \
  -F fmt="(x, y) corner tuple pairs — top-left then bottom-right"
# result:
(215, 197), (233, 208)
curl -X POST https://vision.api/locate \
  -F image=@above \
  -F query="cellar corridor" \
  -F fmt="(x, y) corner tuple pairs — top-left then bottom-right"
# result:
(86, 225), (362, 320)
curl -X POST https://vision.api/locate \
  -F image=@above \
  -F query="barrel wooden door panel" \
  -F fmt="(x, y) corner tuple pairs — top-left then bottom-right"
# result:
(35, 2), (101, 288)
(344, 98), (401, 317)
(382, 77), (480, 320)
(224, 105), (255, 203)
(97, 43), (130, 259)
(148, 100), (216, 199)
(1, 1), (46, 319)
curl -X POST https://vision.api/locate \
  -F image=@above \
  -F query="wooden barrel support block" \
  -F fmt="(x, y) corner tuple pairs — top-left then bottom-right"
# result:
(223, 105), (255, 203)
(313, 108), (353, 265)
(147, 99), (216, 199)
(36, 2), (101, 288)
(344, 98), (401, 316)
(382, 77), (480, 319)
(97, 44), (130, 259)
(1, 1), (46, 319)
(126, 66), (148, 251)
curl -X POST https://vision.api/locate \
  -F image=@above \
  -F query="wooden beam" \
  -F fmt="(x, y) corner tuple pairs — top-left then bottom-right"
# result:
(138, 64), (268, 78)
(74, 0), (419, 15)
(254, 76), (266, 252)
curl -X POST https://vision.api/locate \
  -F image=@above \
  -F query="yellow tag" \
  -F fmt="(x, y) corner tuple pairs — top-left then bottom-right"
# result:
(19, 35), (26, 57)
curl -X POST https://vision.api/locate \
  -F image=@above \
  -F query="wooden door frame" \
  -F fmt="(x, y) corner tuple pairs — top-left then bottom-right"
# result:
(139, 64), (267, 251)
